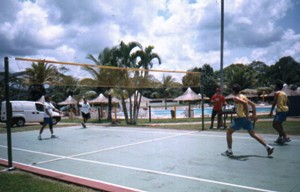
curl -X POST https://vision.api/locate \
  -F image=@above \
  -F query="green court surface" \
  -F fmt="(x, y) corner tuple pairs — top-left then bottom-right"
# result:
(1, 125), (300, 192)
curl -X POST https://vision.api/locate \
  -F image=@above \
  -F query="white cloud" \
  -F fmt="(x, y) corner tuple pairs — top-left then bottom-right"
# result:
(1, 0), (299, 78)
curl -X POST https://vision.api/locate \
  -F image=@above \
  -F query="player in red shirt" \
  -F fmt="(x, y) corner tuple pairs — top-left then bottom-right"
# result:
(210, 88), (227, 129)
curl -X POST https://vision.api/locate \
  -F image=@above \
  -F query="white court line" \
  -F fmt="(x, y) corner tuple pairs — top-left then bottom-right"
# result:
(0, 145), (65, 159)
(83, 126), (193, 135)
(193, 132), (300, 142)
(26, 131), (198, 165)
(1, 131), (279, 192)
(65, 157), (277, 192)
(0, 158), (144, 192)
(1, 144), (277, 191)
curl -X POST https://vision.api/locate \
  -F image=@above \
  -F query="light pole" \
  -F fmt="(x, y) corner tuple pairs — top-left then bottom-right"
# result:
(220, 0), (224, 92)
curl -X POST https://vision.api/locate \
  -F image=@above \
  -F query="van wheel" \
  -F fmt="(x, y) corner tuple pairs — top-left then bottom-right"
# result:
(15, 118), (25, 127)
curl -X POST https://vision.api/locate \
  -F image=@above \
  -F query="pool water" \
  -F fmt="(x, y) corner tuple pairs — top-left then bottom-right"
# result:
(152, 106), (271, 117)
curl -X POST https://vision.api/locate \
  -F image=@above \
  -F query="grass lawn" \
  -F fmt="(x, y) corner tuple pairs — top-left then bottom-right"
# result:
(0, 166), (100, 192)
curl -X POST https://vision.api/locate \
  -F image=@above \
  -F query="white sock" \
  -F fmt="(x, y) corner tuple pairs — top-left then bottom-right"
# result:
(265, 144), (271, 149)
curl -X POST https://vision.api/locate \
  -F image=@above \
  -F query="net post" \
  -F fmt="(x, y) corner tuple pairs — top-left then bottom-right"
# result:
(4, 57), (15, 170)
(200, 72), (204, 131)
(148, 106), (151, 122)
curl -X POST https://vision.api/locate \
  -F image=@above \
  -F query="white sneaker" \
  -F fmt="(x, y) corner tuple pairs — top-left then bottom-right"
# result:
(221, 150), (233, 156)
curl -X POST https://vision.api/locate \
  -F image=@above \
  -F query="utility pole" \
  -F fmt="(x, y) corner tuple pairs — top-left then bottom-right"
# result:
(220, 0), (224, 92)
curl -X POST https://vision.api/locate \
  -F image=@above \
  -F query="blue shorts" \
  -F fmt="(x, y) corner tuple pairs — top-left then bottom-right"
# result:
(230, 118), (253, 131)
(43, 117), (53, 125)
(274, 112), (288, 122)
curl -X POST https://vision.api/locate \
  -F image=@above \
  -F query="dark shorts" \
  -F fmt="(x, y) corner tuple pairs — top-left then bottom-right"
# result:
(43, 117), (53, 125)
(274, 112), (288, 122)
(211, 109), (222, 117)
(82, 112), (91, 119)
(230, 117), (253, 131)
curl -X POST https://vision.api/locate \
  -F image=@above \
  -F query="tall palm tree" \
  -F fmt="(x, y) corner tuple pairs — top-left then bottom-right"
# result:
(133, 45), (162, 75)
(110, 41), (143, 124)
(130, 45), (162, 121)
(85, 47), (115, 120)
(24, 62), (58, 100)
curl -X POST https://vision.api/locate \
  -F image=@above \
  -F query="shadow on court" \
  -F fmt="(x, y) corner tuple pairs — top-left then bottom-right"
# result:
(1, 125), (300, 192)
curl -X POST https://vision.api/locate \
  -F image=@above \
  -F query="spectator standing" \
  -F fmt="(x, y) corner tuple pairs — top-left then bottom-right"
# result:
(210, 88), (227, 129)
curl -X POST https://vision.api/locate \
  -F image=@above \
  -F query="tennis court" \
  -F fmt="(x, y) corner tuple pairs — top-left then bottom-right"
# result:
(1, 125), (300, 192)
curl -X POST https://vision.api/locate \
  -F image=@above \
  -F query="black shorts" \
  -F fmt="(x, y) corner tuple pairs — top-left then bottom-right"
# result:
(212, 109), (222, 117)
(82, 112), (91, 119)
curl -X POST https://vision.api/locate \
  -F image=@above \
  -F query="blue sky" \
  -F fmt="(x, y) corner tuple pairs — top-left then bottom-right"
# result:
(0, 0), (299, 81)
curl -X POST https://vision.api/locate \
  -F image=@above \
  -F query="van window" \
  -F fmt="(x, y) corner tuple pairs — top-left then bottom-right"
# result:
(36, 103), (44, 112)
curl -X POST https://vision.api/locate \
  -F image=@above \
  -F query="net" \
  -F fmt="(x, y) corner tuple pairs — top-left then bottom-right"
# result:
(14, 57), (201, 90)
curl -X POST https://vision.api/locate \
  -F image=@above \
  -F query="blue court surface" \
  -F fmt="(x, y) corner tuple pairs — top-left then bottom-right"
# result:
(1, 125), (300, 192)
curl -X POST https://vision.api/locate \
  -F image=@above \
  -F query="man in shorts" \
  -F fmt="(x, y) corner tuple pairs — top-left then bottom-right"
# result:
(269, 80), (290, 144)
(80, 98), (91, 128)
(38, 96), (61, 140)
(222, 84), (274, 156)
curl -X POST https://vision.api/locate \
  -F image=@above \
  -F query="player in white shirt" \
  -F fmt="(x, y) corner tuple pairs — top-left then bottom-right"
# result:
(80, 98), (91, 128)
(38, 96), (61, 140)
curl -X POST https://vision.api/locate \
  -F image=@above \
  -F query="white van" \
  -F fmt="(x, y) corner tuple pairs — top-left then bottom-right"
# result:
(0, 101), (61, 127)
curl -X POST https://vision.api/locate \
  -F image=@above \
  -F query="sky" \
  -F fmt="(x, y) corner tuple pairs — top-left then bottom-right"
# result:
(1, 0), (300, 81)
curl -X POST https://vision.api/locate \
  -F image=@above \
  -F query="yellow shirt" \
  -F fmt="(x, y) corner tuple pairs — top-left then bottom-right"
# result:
(234, 94), (248, 117)
(276, 91), (289, 112)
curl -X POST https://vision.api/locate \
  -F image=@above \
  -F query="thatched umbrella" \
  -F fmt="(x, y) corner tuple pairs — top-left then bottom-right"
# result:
(240, 88), (258, 98)
(174, 87), (202, 118)
(89, 93), (108, 104)
(282, 85), (300, 96)
(88, 93), (109, 119)
(58, 95), (78, 105)
(36, 95), (45, 103)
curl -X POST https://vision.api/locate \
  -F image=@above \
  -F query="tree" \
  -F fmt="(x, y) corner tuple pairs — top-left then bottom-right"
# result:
(157, 75), (181, 109)
(182, 64), (217, 98)
(182, 67), (201, 91)
(248, 61), (270, 87)
(201, 64), (218, 98)
(0, 71), (27, 100)
(223, 64), (258, 94)
(109, 41), (144, 124)
(266, 56), (300, 86)
(133, 46), (162, 73)
(85, 47), (117, 120)
(24, 62), (59, 100)
(131, 45), (162, 122)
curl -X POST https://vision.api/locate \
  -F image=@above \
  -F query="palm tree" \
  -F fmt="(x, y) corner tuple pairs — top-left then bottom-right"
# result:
(85, 47), (115, 120)
(160, 75), (181, 109)
(0, 71), (27, 100)
(24, 62), (58, 100)
(224, 64), (258, 92)
(130, 45), (162, 122)
(110, 41), (143, 124)
(133, 45), (162, 75)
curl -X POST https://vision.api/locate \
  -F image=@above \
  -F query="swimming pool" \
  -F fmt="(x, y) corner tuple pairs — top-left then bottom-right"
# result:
(116, 105), (272, 118)
(152, 106), (271, 117)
